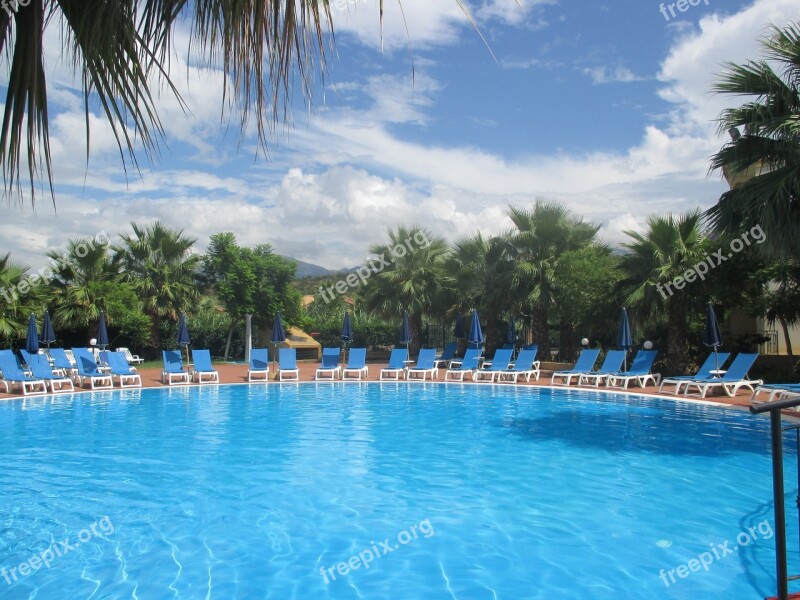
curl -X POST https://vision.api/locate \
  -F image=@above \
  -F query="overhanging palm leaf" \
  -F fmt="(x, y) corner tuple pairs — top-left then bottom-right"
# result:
(707, 22), (800, 257)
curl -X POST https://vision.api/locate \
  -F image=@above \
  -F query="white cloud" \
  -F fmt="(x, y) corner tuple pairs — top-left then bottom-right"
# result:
(2, 0), (799, 276)
(582, 65), (646, 84)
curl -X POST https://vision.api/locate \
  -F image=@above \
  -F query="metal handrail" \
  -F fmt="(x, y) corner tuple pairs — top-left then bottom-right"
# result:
(750, 393), (800, 600)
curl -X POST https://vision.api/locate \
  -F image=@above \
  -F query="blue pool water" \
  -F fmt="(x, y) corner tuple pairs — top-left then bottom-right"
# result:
(0, 383), (797, 599)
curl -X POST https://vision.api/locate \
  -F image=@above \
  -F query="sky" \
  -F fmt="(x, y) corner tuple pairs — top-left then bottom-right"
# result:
(1, 0), (798, 271)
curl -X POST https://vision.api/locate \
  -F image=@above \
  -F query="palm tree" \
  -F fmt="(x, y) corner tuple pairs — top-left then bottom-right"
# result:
(445, 233), (516, 354)
(618, 211), (706, 373)
(47, 237), (121, 336)
(0, 253), (45, 342)
(362, 225), (449, 356)
(116, 221), (200, 349)
(508, 201), (599, 349)
(2, 1), (482, 207)
(1, 0), (338, 206)
(708, 22), (800, 257)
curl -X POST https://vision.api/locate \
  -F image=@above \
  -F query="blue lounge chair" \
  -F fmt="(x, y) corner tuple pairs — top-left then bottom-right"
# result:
(342, 348), (369, 380)
(406, 348), (438, 381)
(162, 349), (190, 385)
(497, 346), (540, 383)
(49, 348), (76, 377)
(248, 348), (270, 382)
(27, 354), (74, 392)
(605, 350), (660, 389)
(752, 383), (800, 402)
(658, 353), (731, 395)
(19, 349), (42, 371)
(551, 349), (601, 386)
(474, 348), (514, 382)
(191, 349), (219, 384)
(278, 348), (299, 381)
(105, 351), (142, 388)
(444, 348), (482, 382)
(0, 350), (47, 395)
(433, 342), (457, 370)
(380, 348), (408, 380)
(71, 348), (113, 390)
(315, 347), (342, 380)
(678, 353), (761, 398)
(578, 350), (627, 387)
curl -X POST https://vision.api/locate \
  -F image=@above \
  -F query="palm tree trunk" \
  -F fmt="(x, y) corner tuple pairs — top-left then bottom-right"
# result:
(485, 306), (499, 355)
(224, 327), (233, 361)
(779, 317), (794, 361)
(410, 312), (423, 357)
(666, 298), (688, 374)
(531, 305), (549, 350)
(149, 314), (162, 350)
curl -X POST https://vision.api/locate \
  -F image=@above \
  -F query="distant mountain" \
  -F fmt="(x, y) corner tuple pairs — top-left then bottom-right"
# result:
(285, 257), (357, 278)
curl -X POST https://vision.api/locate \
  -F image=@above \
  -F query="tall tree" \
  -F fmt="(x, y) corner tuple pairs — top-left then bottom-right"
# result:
(618, 211), (706, 373)
(708, 22), (800, 257)
(362, 225), (449, 356)
(117, 221), (200, 349)
(554, 245), (621, 353)
(445, 233), (515, 354)
(200, 232), (299, 358)
(47, 237), (122, 337)
(508, 201), (599, 349)
(0, 253), (45, 342)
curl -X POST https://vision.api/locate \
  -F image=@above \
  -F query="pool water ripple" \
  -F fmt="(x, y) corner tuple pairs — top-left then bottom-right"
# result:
(0, 383), (796, 599)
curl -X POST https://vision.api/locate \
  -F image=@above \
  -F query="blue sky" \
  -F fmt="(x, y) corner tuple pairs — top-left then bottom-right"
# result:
(1, 0), (798, 270)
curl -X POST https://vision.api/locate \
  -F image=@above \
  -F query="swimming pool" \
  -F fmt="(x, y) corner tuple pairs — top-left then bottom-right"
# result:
(0, 383), (795, 599)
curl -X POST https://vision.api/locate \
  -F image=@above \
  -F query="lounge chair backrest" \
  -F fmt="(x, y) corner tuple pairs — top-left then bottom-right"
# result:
(387, 348), (407, 369)
(279, 348), (297, 369)
(29, 354), (56, 378)
(320, 347), (340, 369)
(50, 348), (74, 369)
(107, 351), (132, 374)
(20, 349), (40, 367)
(459, 348), (482, 370)
(696, 352), (731, 377)
(572, 348), (600, 372)
(488, 348), (513, 371)
(513, 348), (537, 370)
(162, 350), (185, 373)
(192, 349), (213, 371)
(721, 353), (759, 380)
(250, 348), (269, 369)
(73, 348), (101, 375)
(414, 348), (436, 369)
(346, 348), (367, 369)
(597, 350), (626, 373)
(439, 342), (457, 361)
(0, 351), (26, 378)
(627, 350), (657, 373)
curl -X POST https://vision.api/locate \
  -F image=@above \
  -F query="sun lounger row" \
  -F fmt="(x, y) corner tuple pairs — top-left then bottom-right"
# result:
(0, 347), (143, 393)
(658, 352), (761, 397)
(379, 346), (540, 382)
(552, 349), (661, 389)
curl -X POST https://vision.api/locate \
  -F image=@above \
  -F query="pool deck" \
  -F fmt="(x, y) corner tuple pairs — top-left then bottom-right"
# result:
(0, 361), (771, 411)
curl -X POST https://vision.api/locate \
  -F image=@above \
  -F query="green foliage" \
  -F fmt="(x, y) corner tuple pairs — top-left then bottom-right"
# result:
(159, 300), (238, 359)
(708, 22), (800, 258)
(200, 232), (301, 329)
(555, 245), (621, 346)
(0, 253), (47, 344)
(362, 225), (450, 354)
